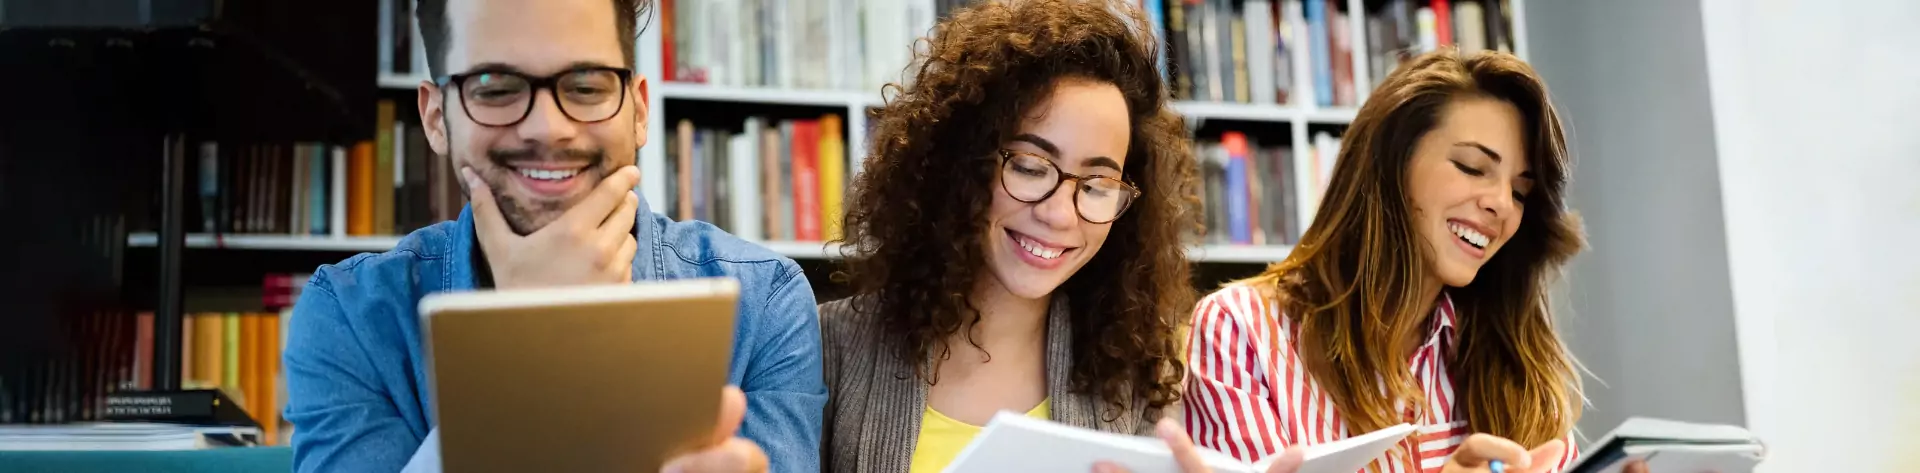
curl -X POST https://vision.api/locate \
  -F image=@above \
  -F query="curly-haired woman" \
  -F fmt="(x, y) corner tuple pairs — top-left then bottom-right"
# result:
(816, 1), (1203, 471)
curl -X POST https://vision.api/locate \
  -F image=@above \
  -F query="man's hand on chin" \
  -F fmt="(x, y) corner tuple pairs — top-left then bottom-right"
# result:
(466, 165), (642, 289)
(661, 386), (768, 473)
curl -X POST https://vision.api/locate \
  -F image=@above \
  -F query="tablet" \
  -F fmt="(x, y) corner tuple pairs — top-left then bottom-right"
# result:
(419, 278), (739, 473)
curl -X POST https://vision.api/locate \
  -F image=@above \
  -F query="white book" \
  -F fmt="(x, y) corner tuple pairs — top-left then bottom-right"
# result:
(775, 0), (795, 88)
(728, 117), (764, 240)
(944, 412), (1414, 473)
(1567, 417), (1765, 473)
(330, 146), (348, 238)
(1245, 0), (1276, 105)
(1415, 7), (1437, 54)
(1453, 1), (1486, 53)
(861, 0), (907, 91)
(741, 0), (763, 86)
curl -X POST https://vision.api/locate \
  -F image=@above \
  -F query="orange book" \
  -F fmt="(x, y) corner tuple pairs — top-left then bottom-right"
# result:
(790, 120), (821, 241)
(259, 312), (282, 444)
(192, 312), (224, 388)
(240, 313), (260, 421)
(676, 119), (695, 220)
(348, 141), (375, 235)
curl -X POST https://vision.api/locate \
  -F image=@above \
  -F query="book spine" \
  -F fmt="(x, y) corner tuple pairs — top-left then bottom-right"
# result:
(818, 114), (845, 241)
(374, 102), (397, 235)
(792, 121), (820, 241)
(1431, 0), (1452, 47)
(331, 146), (348, 238)
(199, 142), (219, 233)
(761, 125), (782, 241)
(1246, 0), (1276, 105)
(312, 144), (329, 235)
(349, 142), (375, 236)
(677, 120), (695, 220)
(1223, 133), (1252, 244)
(1306, 0), (1332, 106)
(731, 118), (764, 240)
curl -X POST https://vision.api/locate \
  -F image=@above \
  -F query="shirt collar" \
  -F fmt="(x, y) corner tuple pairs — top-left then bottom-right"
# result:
(1430, 291), (1459, 348)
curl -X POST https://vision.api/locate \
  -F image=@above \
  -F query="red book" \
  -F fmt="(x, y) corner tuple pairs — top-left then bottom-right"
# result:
(661, 0), (676, 82)
(1431, 0), (1453, 46)
(790, 120), (821, 241)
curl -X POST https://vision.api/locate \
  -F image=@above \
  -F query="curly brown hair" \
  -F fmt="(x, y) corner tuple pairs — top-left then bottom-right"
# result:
(834, 0), (1199, 418)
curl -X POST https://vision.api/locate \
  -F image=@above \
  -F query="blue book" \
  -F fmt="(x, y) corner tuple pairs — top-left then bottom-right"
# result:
(1223, 133), (1252, 245)
(1305, 0), (1332, 107)
(1144, 0), (1167, 82)
(310, 143), (329, 235)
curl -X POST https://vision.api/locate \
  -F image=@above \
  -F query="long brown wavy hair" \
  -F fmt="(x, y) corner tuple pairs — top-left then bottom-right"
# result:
(1240, 49), (1585, 450)
(835, 0), (1198, 417)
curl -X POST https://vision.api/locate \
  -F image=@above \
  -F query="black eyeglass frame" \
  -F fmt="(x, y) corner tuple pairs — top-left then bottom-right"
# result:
(433, 66), (634, 127)
(996, 149), (1143, 224)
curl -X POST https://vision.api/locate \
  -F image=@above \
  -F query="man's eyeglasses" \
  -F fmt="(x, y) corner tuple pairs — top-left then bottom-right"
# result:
(998, 149), (1141, 224)
(435, 67), (633, 127)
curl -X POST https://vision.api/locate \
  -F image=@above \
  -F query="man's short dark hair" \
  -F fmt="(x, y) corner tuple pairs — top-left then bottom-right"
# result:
(415, 0), (651, 77)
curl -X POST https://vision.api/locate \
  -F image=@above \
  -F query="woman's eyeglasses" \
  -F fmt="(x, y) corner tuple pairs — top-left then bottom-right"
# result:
(435, 67), (633, 127)
(998, 149), (1140, 224)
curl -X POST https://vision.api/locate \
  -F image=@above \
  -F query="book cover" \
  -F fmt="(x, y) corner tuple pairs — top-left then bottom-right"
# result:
(1454, 1), (1486, 53)
(221, 313), (240, 390)
(730, 117), (764, 241)
(791, 120), (821, 241)
(1227, 0), (1248, 102)
(331, 146), (348, 238)
(1223, 132), (1252, 244)
(1165, 0), (1192, 100)
(1329, 4), (1355, 106)
(404, 125), (430, 232)
(311, 143), (330, 235)
(374, 102), (398, 235)
(1246, 0), (1276, 105)
(240, 313), (259, 416)
(818, 114), (845, 241)
(198, 142), (220, 233)
(677, 119), (695, 220)
(761, 124), (782, 241)
(1185, 0), (1209, 100)
(1430, 0), (1452, 46)
(134, 312), (153, 391)
(778, 120), (796, 240)
(349, 141), (375, 236)
(1305, 0), (1332, 106)
(291, 144), (308, 235)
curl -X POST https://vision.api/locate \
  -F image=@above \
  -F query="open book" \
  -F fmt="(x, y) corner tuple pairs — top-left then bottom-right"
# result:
(1567, 417), (1765, 473)
(944, 412), (1416, 473)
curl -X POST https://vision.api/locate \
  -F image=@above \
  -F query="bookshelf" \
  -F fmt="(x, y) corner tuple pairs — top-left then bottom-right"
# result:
(124, 232), (1294, 264)
(219, 0), (1532, 266)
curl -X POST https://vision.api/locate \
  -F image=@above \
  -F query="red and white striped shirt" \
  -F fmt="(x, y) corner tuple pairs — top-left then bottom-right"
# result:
(1182, 285), (1576, 473)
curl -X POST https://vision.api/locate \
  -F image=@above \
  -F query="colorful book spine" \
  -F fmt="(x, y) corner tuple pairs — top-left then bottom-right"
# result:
(1223, 132), (1252, 245)
(374, 100), (397, 235)
(348, 141), (375, 236)
(1306, 0), (1333, 106)
(818, 114), (845, 241)
(311, 143), (330, 235)
(791, 120), (821, 241)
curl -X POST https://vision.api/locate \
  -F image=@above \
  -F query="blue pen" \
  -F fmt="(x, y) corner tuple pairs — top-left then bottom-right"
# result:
(1489, 460), (1506, 473)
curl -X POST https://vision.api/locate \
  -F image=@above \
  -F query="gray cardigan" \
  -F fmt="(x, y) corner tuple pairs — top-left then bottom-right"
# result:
(818, 296), (1162, 473)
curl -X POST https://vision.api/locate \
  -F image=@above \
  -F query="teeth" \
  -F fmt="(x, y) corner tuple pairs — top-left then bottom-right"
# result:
(1449, 222), (1490, 249)
(518, 168), (582, 181)
(1015, 234), (1064, 260)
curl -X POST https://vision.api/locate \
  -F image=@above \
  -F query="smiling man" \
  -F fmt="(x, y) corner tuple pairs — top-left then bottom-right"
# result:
(279, 0), (825, 472)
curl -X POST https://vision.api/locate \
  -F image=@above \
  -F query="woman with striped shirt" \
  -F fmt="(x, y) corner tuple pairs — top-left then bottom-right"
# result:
(1165, 49), (1646, 473)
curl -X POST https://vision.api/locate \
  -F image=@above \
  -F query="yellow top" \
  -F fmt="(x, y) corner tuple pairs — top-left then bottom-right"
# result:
(908, 398), (1052, 473)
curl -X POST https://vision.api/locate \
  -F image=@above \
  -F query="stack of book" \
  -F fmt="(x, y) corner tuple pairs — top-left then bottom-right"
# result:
(182, 99), (462, 238)
(664, 115), (848, 243)
(1364, 0), (1517, 89)
(1194, 131), (1303, 247)
(1150, 0), (1344, 107)
(661, 0), (975, 92)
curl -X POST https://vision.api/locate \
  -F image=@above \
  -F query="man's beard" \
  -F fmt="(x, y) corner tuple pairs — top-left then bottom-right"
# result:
(470, 144), (612, 236)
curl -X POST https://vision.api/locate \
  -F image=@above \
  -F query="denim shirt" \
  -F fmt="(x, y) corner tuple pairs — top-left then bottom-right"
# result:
(282, 198), (826, 473)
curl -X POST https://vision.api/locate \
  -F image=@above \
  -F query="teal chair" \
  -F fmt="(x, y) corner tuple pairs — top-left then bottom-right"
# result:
(0, 447), (292, 473)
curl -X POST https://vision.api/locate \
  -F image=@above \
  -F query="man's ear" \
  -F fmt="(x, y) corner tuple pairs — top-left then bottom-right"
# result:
(630, 73), (650, 149)
(419, 80), (451, 157)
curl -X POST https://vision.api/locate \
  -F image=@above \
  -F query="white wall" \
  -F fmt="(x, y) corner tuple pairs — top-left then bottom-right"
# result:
(1698, 0), (1920, 471)
(1523, 0), (1749, 440)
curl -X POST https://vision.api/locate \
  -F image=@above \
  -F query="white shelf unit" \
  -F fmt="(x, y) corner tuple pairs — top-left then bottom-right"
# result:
(126, 232), (1289, 264)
